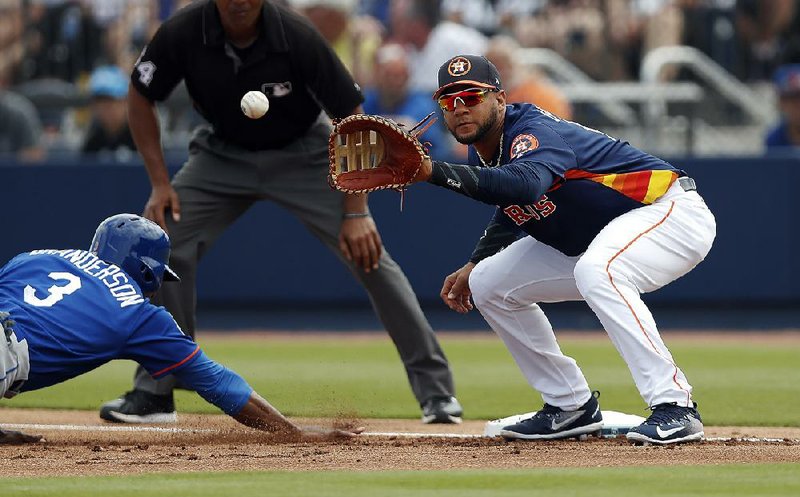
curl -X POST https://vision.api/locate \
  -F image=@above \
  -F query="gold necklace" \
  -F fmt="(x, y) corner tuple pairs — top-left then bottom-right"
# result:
(477, 132), (503, 168)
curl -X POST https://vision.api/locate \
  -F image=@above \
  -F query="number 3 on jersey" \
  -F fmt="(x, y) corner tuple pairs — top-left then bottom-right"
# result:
(24, 272), (82, 307)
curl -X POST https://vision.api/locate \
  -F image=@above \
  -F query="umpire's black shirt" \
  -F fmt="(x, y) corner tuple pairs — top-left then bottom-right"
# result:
(131, 0), (363, 150)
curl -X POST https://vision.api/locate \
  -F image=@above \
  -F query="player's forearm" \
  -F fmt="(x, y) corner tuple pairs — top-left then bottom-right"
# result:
(128, 85), (170, 187)
(174, 355), (296, 435)
(172, 350), (254, 417)
(343, 192), (369, 214)
(233, 392), (301, 435)
(429, 160), (554, 206)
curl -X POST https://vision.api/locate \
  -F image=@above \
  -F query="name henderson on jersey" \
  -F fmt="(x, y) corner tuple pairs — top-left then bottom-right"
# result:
(29, 249), (145, 308)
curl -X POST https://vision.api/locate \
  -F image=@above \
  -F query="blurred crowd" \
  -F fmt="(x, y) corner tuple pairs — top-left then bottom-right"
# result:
(1, 0), (799, 163)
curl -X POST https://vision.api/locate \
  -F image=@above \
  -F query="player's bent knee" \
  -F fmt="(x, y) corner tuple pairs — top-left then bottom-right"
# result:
(468, 262), (498, 309)
(573, 256), (610, 297)
(469, 263), (530, 311)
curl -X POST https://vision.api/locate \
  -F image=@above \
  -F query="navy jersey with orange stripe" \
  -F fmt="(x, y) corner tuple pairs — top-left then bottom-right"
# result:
(453, 104), (685, 256)
(0, 250), (251, 415)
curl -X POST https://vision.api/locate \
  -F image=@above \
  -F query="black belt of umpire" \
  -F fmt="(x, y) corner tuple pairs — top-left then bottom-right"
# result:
(678, 176), (697, 192)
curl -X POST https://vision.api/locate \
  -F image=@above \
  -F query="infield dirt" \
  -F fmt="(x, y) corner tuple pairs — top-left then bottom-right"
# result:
(1, 408), (799, 477)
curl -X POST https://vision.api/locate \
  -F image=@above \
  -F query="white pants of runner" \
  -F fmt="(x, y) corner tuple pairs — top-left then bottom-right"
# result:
(469, 181), (716, 411)
(0, 323), (30, 399)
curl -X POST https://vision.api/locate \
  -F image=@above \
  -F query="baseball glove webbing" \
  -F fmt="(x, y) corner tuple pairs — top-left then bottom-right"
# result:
(328, 113), (437, 196)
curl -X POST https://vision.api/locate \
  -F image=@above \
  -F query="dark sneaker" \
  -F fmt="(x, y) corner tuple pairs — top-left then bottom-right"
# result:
(421, 396), (463, 424)
(99, 390), (177, 424)
(626, 402), (704, 445)
(500, 391), (603, 440)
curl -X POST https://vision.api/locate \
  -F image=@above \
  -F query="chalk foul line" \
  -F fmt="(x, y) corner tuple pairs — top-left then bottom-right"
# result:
(1, 423), (797, 443)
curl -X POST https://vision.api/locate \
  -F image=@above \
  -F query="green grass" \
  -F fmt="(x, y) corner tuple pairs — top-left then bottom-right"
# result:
(3, 333), (799, 426)
(5, 465), (800, 497)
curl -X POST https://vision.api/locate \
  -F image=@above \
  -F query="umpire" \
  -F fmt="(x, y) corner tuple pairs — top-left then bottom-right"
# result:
(99, 0), (462, 425)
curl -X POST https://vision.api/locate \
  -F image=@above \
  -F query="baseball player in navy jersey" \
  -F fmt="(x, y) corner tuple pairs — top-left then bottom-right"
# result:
(416, 55), (716, 444)
(0, 214), (360, 444)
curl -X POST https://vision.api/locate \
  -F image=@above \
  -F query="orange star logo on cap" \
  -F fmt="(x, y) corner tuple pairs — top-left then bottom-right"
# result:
(448, 57), (471, 77)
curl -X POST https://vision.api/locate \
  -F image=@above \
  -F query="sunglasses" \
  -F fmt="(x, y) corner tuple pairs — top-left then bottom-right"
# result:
(437, 88), (494, 112)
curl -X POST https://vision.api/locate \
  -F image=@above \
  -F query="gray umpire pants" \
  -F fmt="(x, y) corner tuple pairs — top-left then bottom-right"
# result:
(134, 122), (455, 405)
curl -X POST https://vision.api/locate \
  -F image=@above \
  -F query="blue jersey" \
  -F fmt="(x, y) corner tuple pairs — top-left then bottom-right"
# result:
(470, 104), (685, 255)
(0, 250), (251, 415)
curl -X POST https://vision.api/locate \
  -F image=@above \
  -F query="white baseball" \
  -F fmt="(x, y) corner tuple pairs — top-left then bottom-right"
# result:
(240, 90), (269, 119)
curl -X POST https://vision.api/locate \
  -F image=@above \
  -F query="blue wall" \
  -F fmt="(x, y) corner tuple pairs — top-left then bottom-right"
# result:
(3, 155), (799, 307)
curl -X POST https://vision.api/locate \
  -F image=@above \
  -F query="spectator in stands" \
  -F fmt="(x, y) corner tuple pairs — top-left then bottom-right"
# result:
(21, 0), (104, 83)
(81, 65), (136, 158)
(765, 63), (800, 150)
(0, 88), (46, 163)
(605, 0), (684, 80)
(358, 0), (390, 26)
(0, 0), (25, 86)
(735, 0), (798, 81)
(363, 42), (459, 161)
(291, 0), (384, 86)
(440, 0), (543, 37)
(97, 0), (162, 71)
(389, 0), (487, 92)
(513, 0), (614, 81)
(485, 35), (572, 119)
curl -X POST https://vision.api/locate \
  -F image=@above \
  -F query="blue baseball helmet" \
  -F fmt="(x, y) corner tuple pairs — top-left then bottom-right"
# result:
(89, 213), (180, 293)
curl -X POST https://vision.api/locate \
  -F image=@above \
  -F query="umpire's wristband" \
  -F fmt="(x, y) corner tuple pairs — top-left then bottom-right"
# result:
(343, 212), (371, 219)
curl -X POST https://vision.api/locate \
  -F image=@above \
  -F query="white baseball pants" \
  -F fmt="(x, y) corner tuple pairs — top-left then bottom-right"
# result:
(0, 323), (29, 399)
(469, 181), (716, 410)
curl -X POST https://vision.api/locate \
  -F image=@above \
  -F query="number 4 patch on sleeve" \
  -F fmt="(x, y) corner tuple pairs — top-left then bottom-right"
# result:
(136, 61), (157, 86)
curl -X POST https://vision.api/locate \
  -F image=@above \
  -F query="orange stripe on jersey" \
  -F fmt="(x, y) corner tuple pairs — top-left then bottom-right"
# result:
(563, 169), (677, 204)
(599, 174), (616, 189)
(642, 170), (678, 204)
(611, 173), (628, 192)
(152, 345), (201, 377)
(564, 170), (594, 180)
(623, 170), (652, 202)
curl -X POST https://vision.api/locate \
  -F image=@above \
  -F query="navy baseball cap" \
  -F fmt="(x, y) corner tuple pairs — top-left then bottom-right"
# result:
(433, 55), (503, 100)
(775, 64), (800, 96)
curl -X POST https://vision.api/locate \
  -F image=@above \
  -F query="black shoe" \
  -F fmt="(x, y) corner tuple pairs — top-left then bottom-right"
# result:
(626, 402), (704, 445)
(99, 390), (177, 424)
(421, 396), (463, 424)
(499, 391), (603, 440)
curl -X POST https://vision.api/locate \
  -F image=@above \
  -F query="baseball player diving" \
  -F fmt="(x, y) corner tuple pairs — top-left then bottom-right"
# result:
(0, 214), (361, 444)
(421, 55), (716, 444)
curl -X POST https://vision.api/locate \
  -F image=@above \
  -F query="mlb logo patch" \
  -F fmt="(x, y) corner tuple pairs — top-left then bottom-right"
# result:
(261, 82), (293, 98)
(510, 134), (539, 159)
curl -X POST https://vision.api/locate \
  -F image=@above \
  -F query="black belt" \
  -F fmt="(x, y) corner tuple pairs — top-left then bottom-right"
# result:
(678, 176), (696, 192)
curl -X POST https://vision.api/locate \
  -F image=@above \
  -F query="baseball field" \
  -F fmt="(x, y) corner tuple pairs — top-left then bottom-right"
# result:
(2, 330), (799, 496)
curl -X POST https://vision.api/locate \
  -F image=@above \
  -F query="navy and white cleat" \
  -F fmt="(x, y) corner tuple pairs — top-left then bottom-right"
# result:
(626, 402), (704, 445)
(499, 391), (603, 440)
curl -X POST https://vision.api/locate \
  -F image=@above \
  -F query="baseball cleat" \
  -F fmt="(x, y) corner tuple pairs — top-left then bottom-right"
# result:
(626, 402), (704, 445)
(500, 391), (603, 440)
(421, 396), (463, 424)
(99, 390), (177, 424)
